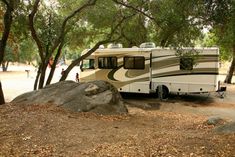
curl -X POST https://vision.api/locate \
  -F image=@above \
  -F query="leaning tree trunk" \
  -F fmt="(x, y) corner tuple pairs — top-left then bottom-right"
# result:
(46, 42), (64, 85)
(0, 82), (5, 105)
(34, 64), (42, 90)
(59, 40), (109, 81)
(224, 45), (235, 84)
(38, 62), (49, 89)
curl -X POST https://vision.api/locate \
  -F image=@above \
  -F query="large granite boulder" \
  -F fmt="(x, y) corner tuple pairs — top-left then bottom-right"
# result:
(12, 80), (128, 115)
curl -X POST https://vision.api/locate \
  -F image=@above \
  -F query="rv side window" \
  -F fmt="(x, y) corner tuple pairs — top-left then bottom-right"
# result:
(98, 57), (117, 69)
(82, 59), (95, 69)
(180, 57), (193, 70)
(124, 56), (145, 69)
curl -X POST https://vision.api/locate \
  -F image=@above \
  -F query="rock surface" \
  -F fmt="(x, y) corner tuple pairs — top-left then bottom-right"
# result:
(206, 116), (225, 126)
(215, 122), (235, 134)
(12, 80), (128, 115)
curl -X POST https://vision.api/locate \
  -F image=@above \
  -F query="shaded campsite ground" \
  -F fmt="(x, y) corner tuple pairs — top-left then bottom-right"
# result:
(0, 64), (235, 156)
(0, 101), (235, 156)
(122, 84), (235, 121)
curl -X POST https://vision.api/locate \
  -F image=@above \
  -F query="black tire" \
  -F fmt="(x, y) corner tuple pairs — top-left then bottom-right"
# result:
(157, 86), (169, 99)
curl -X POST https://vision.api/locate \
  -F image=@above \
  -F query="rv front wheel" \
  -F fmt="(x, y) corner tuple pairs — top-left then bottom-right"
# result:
(156, 86), (169, 99)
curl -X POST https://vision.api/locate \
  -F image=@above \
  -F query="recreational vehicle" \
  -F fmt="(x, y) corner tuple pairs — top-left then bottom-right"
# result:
(79, 43), (225, 98)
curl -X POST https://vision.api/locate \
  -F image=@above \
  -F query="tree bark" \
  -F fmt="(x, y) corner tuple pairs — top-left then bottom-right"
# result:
(34, 64), (42, 90)
(1, 61), (9, 71)
(224, 45), (235, 83)
(38, 62), (48, 89)
(0, 1), (13, 63)
(46, 42), (64, 85)
(0, 82), (5, 105)
(0, 0), (14, 105)
(2, 63), (6, 71)
(28, 0), (45, 61)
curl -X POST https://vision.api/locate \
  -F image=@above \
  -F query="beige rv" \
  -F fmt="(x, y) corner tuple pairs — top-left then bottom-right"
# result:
(79, 43), (225, 98)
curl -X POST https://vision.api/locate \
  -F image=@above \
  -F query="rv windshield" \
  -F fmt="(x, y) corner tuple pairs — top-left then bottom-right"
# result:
(81, 59), (94, 70)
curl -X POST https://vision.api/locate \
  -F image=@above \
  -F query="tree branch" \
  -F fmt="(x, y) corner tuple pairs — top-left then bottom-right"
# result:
(59, 13), (134, 81)
(51, 0), (97, 54)
(1, 0), (9, 8)
(0, 0), (14, 64)
(113, 0), (154, 20)
(28, 0), (45, 61)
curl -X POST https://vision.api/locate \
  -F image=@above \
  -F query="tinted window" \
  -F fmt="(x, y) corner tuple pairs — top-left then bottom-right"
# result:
(98, 57), (117, 69)
(82, 59), (94, 69)
(124, 56), (145, 69)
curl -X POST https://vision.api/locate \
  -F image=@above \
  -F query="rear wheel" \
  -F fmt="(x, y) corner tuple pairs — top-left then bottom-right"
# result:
(156, 86), (169, 99)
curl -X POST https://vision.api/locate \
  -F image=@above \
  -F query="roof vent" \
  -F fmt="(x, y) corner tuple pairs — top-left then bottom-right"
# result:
(140, 42), (156, 48)
(107, 43), (123, 49)
(99, 45), (105, 49)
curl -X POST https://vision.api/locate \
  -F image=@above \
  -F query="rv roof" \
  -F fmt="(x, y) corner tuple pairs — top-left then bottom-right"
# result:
(96, 48), (152, 52)
(81, 48), (152, 55)
(81, 47), (219, 56)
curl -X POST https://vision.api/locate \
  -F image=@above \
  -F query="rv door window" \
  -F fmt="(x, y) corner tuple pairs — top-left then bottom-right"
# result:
(180, 57), (193, 70)
(124, 56), (145, 69)
(81, 59), (95, 69)
(98, 57), (117, 69)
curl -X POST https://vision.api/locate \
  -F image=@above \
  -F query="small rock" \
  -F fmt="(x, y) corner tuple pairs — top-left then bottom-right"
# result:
(215, 122), (235, 134)
(206, 117), (224, 126)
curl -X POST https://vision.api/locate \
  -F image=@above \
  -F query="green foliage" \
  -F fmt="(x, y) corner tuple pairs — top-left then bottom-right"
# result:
(202, 32), (217, 47)
(85, 0), (117, 29)
(204, 0), (235, 61)
(175, 48), (200, 70)
(62, 46), (81, 61)
(4, 44), (17, 62)
(149, 0), (203, 47)
(202, 32), (232, 61)
(4, 0), (234, 75)
(34, 5), (62, 50)
(119, 14), (148, 47)
(19, 38), (39, 63)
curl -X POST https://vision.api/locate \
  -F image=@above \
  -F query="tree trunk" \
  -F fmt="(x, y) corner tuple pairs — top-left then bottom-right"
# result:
(224, 45), (235, 83)
(34, 64), (42, 90)
(1, 61), (9, 71)
(29, 0), (98, 89)
(0, 82), (5, 105)
(46, 42), (64, 85)
(60, 40), (111, 81)
(38, 63), (48, 89)
(0, 3), (13, 63)
(2, 63), (6, 71)
(0, 1), (14, 105)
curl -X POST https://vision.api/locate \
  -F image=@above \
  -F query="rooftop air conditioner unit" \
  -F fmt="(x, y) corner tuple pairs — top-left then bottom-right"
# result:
(140, 42), (156, 48)
(107, 43), (123, 49)
(99, 45), (105, 49)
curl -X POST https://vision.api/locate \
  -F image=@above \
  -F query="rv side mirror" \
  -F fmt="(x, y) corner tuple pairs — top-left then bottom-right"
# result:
(80, 61), (84, 72)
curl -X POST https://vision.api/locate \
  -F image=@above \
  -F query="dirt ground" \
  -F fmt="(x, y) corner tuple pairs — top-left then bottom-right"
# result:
(0, 101), (235, 157)
(1, 65), (235, 156)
